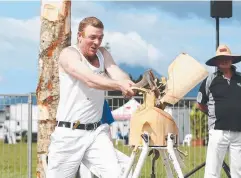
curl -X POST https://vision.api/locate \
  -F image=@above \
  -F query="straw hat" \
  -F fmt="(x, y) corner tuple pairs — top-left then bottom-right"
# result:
(206, 44), (241, 66)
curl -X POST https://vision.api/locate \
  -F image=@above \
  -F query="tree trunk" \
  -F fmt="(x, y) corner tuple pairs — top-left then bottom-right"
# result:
(36, 1), (71, 177)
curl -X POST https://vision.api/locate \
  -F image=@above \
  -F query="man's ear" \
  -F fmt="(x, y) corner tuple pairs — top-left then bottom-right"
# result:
(77, 31), (83, 42)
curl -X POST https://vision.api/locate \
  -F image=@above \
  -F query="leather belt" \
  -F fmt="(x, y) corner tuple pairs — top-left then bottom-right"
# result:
(57, 121), (101, 130)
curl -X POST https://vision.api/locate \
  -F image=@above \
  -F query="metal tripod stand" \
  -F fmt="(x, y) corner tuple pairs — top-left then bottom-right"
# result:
(122, 132), (185, 178)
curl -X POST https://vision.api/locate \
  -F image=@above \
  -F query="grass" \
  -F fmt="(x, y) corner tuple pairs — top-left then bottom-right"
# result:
(0, 141), (37, 178)
(0, 141), (230, 178)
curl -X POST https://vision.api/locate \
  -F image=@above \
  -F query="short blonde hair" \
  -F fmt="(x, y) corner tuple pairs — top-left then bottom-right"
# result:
(78, 16), (104, 32)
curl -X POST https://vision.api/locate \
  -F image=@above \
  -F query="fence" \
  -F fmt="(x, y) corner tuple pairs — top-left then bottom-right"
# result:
(0, 94), (34, 178)
(0, 94), (229, 178)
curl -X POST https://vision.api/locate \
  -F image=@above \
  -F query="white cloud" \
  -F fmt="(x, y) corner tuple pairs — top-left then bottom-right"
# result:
(71, 16), (164, 70)
(0, 17), (40, 74)
(71, 2), (216, 76)
(0, 17), (40, 42)
(102, 31), (163, 66)
(1, 1), (241, 80)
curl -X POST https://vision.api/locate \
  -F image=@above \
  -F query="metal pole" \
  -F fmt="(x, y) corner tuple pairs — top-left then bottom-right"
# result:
(222, 161), (231, 178)
(216, 17), (219, 49)
(28, 93), (33, 178)
(215, 17), (220, 72)
(184, 162), (205, 177)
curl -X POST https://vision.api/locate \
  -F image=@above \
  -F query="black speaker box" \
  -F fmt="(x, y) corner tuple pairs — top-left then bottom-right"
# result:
(211, 0), (232, 18)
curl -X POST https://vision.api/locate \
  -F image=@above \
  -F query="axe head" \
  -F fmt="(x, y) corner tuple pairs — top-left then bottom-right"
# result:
(134, 69), (156, 88)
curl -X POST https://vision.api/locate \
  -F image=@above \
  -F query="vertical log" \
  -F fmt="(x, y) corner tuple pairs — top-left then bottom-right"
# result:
(36, 1), (71, 177)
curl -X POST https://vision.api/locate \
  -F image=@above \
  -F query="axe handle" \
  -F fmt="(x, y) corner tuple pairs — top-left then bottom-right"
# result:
(131, 87), (148, 93)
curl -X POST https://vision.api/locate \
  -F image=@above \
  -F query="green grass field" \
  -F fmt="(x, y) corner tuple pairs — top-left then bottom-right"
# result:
(0, 141), (230, 178)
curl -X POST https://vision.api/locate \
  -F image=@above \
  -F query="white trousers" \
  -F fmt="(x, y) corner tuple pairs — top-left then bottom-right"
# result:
(204, 129), (241, 178)
(79, 149), (132, 178)
(46, 124), (122, 178)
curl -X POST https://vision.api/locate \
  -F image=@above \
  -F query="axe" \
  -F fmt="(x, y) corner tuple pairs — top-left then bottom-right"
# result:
(133, 69), (159, 93)
(133, 69), (153, 88)
(132, 69), (165, 109)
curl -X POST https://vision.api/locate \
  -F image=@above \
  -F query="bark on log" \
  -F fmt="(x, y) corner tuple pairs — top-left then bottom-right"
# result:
(36, 1), (71, 177)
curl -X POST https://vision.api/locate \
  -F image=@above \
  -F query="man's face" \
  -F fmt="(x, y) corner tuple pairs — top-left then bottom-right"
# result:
(215, 57), (232, 69)
(78, 25), (104, 57)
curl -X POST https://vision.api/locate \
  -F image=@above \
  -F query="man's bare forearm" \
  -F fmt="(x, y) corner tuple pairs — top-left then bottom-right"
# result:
(70, 68), (121, 91)
(87, 76), (120, 91)
(106, 65), (131, 81)
(115, 73), (130, 80)
(99, 47), (132, 81)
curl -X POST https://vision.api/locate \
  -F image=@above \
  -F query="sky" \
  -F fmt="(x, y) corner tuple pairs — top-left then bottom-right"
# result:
(0, 1), (241, 94)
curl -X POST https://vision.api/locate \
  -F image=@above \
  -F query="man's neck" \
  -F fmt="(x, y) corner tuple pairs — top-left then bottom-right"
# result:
(77, 42), (84, 56)
(77, 42), (96, 62)
(219, 68), (233, 79)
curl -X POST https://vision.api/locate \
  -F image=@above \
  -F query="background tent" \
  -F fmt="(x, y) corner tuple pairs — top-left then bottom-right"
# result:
(111, 98), (140, 121)
(110, 98), (140, 139)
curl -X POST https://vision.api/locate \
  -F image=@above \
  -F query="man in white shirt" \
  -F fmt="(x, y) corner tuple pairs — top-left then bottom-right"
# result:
(46, 16), (135, 178)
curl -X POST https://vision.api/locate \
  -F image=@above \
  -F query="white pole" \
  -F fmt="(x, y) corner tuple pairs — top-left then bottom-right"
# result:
(131, 133), (150, 178)
(167, 133), (184, 178)
(122, 147), (137, 178)
(27, 93), (32, 178)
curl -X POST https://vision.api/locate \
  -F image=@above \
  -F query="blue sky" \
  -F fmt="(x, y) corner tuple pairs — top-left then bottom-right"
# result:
(0, 1), (241, 94)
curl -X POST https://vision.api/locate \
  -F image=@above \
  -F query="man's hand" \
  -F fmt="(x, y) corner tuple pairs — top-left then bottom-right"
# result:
(118, 80), (135, 98)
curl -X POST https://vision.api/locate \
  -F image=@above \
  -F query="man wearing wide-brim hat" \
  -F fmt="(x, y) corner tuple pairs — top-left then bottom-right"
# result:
(205, 44), (241, 66)
(196, 44), (241, 178)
